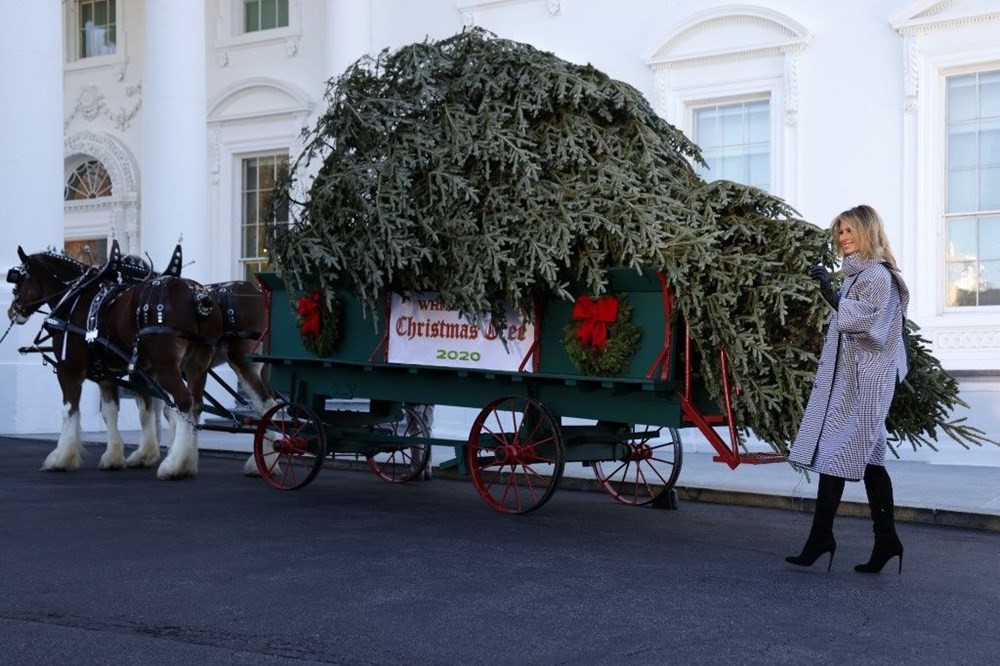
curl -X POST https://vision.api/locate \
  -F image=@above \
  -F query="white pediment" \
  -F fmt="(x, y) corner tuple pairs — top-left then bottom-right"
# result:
(892, 0), (1000, 34)
(208, 78), (313, 123)
(646, 5), (810, 68)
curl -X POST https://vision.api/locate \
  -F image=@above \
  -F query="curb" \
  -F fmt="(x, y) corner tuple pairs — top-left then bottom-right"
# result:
(673, 486), (1000, 533)
(16, 437), (1000, 533)
(430, 465), (1000, 532)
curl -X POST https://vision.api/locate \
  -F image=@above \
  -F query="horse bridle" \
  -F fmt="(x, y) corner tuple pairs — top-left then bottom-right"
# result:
(6, 261), (82, 320)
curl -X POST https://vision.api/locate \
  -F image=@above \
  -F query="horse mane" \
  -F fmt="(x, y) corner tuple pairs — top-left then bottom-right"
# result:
(31, 251), (88, 282)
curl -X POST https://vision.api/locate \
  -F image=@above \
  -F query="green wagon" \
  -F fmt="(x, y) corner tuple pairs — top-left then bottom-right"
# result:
(250, 269), (783, 514)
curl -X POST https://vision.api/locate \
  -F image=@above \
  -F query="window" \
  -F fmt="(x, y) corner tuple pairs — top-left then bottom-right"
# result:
(692, 99), (770, 191)
(244, 0), (289, 33)
(945, 70), (1000, 307)
(64, 239), (108, 266)
(78, 0), (116, 58)
(65, 159), (113, 200)
(241, 153), (288, 281)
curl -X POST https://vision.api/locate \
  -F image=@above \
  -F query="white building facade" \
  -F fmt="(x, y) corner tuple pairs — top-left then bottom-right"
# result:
(1, 0), (999, 465)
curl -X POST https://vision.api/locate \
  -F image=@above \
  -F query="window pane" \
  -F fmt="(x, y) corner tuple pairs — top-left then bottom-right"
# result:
(278, 0), (289, 27)
(980, 167), (1000, 210)
(245, 1), (260, 32)
(79, 0), (115, 58)
(981, 118), (1000, 167)
(242, 153), (289, 277)
(946, 261), (978, 306)
(748, 150), (769, 189)
(947, 217), (977, 260)
(747, 101), (769, 143)
(979, 217), (1000, 261)
(720, 106), (743, 145)
(980, 70), (1000, 118)
(244, 160), (258, 188)
(719, 146), (746, 181)
(244, 192), (257, 225)
(948, 74), (978, 123)
(262, 0), (277, 30)
(948, 169), (977, 213)
(980, 261), (1000, 305)
(948, 122), (977, 169)
(243, 224), (257, 257)
(65, 159), (113, 200)
(695, 108), (718, 151)
(692, 100), (770, 191)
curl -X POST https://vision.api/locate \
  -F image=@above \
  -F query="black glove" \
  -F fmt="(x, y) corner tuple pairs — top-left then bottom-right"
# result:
(809, 265), (839, 310)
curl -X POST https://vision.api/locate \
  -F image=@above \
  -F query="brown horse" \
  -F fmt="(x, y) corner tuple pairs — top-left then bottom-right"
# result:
(6, 245), (223, 479)
(160, 279), (277, 474)
(128, 244), (276, 474)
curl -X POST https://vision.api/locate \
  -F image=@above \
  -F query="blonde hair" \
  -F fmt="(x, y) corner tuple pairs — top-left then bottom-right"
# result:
(831, 204), (898, 270)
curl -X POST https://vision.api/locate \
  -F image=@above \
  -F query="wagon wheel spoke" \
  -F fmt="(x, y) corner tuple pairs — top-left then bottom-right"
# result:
(593, 426), (683, 506)
(253, 402), (326, 490)
(467, 396), (565, 514)
(366, 405), (432, 483)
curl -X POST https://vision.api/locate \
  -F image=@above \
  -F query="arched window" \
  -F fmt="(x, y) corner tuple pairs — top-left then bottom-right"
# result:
(65, 159), (113, 200)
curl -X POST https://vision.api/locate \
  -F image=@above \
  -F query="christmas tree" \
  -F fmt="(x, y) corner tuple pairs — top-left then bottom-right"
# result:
(270, 28), (991, 454)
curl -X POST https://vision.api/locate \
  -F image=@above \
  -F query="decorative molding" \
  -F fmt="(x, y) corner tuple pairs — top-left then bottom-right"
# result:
(935, 328), (1000, 351)
(783, 49), (801, 126)
(210, 128), (221, 184)
(457, 0), (560, 27)
(64, 130), (140, 200)
(649, 42), (806, 70)
(903, 33), (921, 113)
(63, 131), (141, 255)
(207, 77), (315, 123)
(64, 83), (143, 132)
(651, 18), (796, 63)
(892, 8), (1000, 35)
(285, 37), (299, 58)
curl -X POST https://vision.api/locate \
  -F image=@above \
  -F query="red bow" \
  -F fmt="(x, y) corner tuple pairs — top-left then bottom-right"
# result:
(296, 290), (322, 338)
(572, 295), (618, 349)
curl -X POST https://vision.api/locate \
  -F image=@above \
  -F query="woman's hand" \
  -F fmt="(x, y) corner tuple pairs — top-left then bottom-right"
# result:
(809, 265), (839, 310)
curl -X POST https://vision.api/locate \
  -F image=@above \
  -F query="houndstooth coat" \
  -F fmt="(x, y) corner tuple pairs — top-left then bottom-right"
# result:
(787, 254), (910, 480)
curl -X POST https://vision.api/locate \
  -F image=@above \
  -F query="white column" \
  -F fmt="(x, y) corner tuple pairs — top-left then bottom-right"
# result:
(142, 0), (211, 282)
(0, 0), (64, 434)
(326, 0), (372, 80)
(0, 1), (63, 252)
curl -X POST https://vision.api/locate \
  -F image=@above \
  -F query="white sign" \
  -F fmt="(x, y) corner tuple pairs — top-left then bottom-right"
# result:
(387, 292), (535, 372)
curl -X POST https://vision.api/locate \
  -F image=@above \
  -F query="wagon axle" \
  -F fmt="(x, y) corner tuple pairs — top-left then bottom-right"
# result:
(621, 442), (654, 462)
(489, 443), (541, 466)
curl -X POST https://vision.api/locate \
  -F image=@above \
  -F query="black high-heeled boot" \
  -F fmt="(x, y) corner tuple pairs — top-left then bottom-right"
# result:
(855, 464), (904, 574)
(786, 473), (845, 571)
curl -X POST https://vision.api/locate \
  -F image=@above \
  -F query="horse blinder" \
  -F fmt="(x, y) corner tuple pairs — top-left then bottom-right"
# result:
(6, 266), (25, 285)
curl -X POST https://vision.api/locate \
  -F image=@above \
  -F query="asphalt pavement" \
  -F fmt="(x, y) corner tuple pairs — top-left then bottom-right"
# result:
(2, 436), (1000, 665)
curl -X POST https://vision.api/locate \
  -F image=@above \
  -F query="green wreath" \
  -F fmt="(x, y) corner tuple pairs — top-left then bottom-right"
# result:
(294, 290), (342, 357)
(562, 293), (642, 376)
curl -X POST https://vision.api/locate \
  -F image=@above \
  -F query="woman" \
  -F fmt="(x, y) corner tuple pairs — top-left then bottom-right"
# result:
(786, 205), (909, 574)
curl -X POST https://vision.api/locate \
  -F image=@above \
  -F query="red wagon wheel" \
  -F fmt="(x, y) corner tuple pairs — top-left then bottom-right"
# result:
(366, 404), (432, 483)
(254, 402), (326, 490)
(467, 396), (565, 514)
(592, 426), (683, 506)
